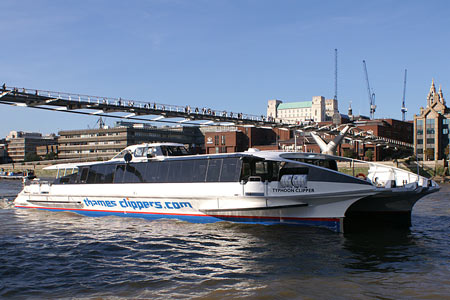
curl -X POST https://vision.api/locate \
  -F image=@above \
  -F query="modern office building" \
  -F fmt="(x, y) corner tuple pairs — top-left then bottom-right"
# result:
(5, 131), (57, 162)
(57, 123), (204, 160)
(414, 80), (450, 160)
(267, 96), (339, 124)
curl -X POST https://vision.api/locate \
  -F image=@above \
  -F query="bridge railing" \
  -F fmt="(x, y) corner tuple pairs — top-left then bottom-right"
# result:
(4, 85), (276, 124)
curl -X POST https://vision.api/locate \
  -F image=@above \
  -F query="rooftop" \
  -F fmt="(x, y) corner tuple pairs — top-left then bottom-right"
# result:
(278, 101), (312, 110)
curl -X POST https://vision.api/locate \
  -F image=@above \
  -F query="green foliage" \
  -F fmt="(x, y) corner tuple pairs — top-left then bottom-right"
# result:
(343, 148), (357, 159)
(44, 152), (57, 160)
(24, 152), (41, 162)
(365, 149), (374, 161)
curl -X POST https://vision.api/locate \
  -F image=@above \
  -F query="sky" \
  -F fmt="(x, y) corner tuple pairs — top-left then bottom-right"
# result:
(1, 0), (450, 137)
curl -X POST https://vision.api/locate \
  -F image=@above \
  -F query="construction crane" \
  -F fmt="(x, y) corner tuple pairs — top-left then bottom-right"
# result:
(363, 60), (376, 119)
(334, 49), (338, 101)
(401, 69), (408, 121)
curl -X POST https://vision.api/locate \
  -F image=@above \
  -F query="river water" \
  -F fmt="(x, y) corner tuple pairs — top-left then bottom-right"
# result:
(0, 180), (449, 299)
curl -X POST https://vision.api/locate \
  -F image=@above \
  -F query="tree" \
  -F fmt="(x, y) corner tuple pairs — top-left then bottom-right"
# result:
(365, 149), (374, 161)
(24, 152), (41, 162)
(44, 152), (57, 160)
(343, 148), (357, 159)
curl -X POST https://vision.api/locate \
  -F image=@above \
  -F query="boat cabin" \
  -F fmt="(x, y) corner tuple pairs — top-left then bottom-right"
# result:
(110, 143), (189, 162)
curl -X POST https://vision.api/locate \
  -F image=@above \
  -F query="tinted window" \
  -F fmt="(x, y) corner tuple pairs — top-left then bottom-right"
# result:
(104, 164), (116, 183)
(114, 165), (125, 183)
(145, 162), (159, 183)
(206, 159), (222, 182)
(180, 160), (194, 181)
(134, 163), (147, 183)
(79, 167), (89, 183)
(86, 168), (96, 184)
(92, 165), (106, 184)
(192, 160), (208, 182)
(123, 164), (141, 183)
(167, 161), (182, 183)
(220, 158), (241, 182)
(156, 161), (169, 182)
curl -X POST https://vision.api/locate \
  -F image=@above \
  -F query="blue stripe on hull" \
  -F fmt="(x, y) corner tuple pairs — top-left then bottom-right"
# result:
(16, 206), (341, 232)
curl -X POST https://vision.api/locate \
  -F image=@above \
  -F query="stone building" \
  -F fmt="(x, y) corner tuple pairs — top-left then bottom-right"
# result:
(267, 96), (338, 124)
(413, 80), (450, 160)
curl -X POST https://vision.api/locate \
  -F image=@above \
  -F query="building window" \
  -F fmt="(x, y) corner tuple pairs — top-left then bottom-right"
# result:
(417, 139), (423, 144)
(417, 119), (423, 126)
(426, 119), (435, 134)
(214, 135), (219, 146)
(221, 135), (226, 145)
(417, 129), (423, 135)
(426, 138), (435, 144)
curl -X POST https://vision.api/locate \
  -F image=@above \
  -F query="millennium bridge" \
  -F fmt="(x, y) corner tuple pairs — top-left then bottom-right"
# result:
(0, 85), (413, 149)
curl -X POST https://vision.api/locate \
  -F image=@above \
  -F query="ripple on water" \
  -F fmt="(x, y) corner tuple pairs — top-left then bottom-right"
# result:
(0, 182), (449, 299)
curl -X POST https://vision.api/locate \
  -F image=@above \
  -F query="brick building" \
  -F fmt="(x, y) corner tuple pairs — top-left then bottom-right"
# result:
(204, 127), (290, 154)
(278, 119), (413, 161)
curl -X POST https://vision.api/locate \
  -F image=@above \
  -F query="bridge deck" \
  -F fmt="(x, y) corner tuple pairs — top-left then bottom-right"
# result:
(0, 85), (413, 149)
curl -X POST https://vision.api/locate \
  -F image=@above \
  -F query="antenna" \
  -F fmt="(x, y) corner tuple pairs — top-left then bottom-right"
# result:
(401, 69), (407, 121)
(334, 49), (338, 101)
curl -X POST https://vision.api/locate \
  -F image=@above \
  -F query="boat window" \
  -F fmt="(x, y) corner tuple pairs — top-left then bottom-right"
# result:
(91, 165), (106, 184)
(70, 158), (243, 184)
(86, 167), (97, 184)
(156, 161), (169, 182)
(167, 161), (182, 182)
(160, 146), (189, 156)
(147, 147), (157, 158)
(123, 164), (144, 183)
(206, 159), (223, 182)
(145, 162), (160, 182)
(134, 147), (147, 157)
(180, 160), (195, 180)
(134, 163), (147, 182)
(68, 171), (78, 184)
(291, 158), (338, 171)
(79, 167), (89, 183)
(54, 170), (77, 184)
(192, 160), (208, 182)
(240, 158), (281, 182)
(219, 158), (242, 182)
(114, 165), (125, 183)
(104, 164), (116, 183)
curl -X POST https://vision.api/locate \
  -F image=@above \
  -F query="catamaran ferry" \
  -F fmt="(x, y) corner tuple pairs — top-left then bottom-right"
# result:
(14, 143), (439, 232)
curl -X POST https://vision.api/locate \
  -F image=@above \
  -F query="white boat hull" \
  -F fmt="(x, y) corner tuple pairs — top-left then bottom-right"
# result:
(14, 181), (376, 232)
